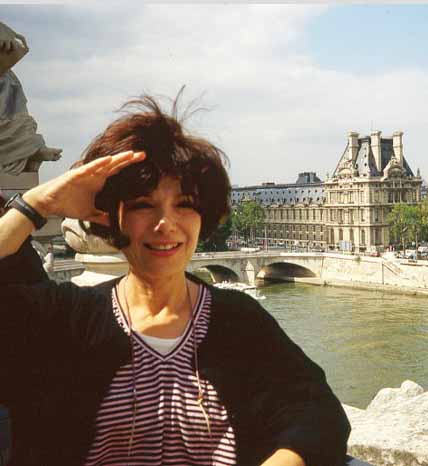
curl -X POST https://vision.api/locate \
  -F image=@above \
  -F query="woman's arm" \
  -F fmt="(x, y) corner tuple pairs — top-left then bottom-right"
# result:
(261, 449), (305, 466)
(245, 299), (351, 466)
(0, 151), (145, 259)
(0, 206), (36, 258)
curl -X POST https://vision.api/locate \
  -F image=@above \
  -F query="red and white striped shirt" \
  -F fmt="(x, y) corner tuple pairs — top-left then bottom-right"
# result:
(83, 285), (237, 466)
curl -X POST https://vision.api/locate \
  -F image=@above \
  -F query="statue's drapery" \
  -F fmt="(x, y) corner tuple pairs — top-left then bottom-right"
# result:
(0, 71), (45, 174)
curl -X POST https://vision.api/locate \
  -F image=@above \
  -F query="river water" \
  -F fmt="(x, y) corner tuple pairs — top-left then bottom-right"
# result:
(257, 282), (428, 408)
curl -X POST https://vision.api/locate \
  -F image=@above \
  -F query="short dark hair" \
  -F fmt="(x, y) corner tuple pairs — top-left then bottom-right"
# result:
(77, 92), (231, 249)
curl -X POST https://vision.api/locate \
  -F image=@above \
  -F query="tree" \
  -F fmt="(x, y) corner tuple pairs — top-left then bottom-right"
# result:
(197, 216), (232, 252)
(387, 202), (428, 250)
(407, 204), (423, 248)
(387, 203), (413, 251)
(231, 200), (265, 246)
(419, 199), (428, 243)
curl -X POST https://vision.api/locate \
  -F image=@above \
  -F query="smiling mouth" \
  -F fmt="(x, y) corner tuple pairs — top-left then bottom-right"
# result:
(144, 243), (181, 251)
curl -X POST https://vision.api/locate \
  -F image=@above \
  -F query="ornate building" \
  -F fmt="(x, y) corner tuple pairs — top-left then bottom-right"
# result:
(324, 131), (421, 252)
(231, 172), (325, 248)
(232, 131), (422, 252)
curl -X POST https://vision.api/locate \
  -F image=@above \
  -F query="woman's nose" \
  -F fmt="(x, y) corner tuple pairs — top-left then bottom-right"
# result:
(153, 210), (177, 233)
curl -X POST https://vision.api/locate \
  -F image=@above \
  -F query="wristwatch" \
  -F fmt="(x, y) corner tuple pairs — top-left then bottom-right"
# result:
(4, 193), (47, 230)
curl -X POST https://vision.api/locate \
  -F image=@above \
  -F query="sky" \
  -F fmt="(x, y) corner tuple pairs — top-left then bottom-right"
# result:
(2, 3), (428, 186)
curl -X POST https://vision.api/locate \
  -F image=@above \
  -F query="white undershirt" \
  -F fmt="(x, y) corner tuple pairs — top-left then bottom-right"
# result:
(137, 319), (191, 355)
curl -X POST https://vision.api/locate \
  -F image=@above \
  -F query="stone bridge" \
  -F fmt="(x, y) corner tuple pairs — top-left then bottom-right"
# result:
(51, 251), (325, 286)
(187, 251), (324, 285)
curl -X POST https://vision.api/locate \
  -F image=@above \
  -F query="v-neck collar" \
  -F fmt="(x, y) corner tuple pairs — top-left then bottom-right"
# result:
(112, 283), (205, 361)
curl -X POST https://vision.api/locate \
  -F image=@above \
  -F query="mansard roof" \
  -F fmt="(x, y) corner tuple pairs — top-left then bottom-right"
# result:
(355, 138), (379, 177)
(231, 178), (325, 206)
(333, 133), (414, 179)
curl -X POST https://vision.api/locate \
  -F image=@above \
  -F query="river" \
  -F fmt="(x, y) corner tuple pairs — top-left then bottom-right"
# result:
(256, 281), (428, 408)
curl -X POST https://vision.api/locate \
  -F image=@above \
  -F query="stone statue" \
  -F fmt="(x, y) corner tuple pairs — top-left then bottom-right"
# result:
(61, 218), (119, 254)
(0, 21), (62, 175)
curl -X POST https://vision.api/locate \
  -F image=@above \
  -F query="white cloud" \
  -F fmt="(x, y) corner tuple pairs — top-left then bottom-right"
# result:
(3, 4), (427, 185)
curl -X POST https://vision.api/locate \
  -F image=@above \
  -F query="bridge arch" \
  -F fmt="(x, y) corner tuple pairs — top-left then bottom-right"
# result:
(193, 265), (239, 284)
(257, 261), (317, 282)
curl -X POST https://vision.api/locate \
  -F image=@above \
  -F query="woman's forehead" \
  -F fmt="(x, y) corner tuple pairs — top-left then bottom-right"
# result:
(127, 176), (194, 200)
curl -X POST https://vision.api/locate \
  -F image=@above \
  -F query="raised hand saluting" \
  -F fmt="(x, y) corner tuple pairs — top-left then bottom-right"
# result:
(23, 151), (146, 226)
(0, 151), (145, 258)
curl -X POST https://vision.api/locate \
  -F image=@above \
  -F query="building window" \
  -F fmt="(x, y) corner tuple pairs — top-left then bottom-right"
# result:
(374, 209), (379, 222)
(361, 229), (366, 245)
(339, 229), (343, 241)
(375, 228), (382, 245)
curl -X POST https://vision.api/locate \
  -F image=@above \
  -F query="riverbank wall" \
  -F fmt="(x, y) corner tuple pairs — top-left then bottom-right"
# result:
(293, 253), (428, 296)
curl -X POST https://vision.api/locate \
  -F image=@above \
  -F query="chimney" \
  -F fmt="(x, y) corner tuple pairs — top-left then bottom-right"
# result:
(393, 131), (404, 166)
(371, 130), (382, 172)
(348, 131), (359, 161)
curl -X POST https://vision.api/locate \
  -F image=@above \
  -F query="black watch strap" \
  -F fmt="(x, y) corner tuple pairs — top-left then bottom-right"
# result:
(5, 193), (47, 230)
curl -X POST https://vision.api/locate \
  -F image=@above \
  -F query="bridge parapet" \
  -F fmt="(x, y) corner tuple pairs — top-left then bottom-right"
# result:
(190, 252), (324, 285)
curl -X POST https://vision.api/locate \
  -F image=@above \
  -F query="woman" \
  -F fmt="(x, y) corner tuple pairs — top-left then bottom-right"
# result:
(0, 190), (48, 284)
(0, 95), (350, 466)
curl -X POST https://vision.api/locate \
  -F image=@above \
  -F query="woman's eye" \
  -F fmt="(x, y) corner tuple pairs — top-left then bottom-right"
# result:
(178, 202), (196, 209)
(130, 202), (153, 210)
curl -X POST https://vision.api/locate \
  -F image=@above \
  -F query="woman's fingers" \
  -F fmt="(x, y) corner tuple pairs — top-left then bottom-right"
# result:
(72, 156), (114, 178)
(105, 158), (143, 176)
(76, 151), (146, 177)
(105, 151), (146, 174)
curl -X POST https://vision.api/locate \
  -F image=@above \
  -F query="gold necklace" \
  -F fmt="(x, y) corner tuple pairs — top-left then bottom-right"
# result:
(119, 275), (211, 461)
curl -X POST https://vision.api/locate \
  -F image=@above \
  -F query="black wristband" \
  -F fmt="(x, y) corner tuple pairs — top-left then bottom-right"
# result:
(4, 193), (47, 230)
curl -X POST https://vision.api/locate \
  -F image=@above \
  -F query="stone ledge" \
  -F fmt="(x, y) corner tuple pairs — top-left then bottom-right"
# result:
(344, 381), (428, 466)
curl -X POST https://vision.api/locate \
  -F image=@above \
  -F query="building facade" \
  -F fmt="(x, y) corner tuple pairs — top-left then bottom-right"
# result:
(231, 172), (325, 248)
(232, 131), (422, 252)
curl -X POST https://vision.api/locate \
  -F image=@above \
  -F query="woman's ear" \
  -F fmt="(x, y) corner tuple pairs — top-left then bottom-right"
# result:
(118, 201), (125, 231)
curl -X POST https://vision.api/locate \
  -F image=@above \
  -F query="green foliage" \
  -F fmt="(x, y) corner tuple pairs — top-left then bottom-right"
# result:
(197, 216), (232, 252)
(231, 200), (265, 243)
(387, 200), (428, 249)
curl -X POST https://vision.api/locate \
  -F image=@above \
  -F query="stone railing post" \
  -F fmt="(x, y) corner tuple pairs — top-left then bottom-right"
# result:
(72, 252), (128, 286)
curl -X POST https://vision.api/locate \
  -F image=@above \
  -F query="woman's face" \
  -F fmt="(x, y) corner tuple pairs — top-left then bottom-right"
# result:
(119, 176), (201, 280)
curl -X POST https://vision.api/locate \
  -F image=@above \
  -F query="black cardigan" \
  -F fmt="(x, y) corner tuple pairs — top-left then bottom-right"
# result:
(0, 255), (350, 466)
(0, 237), (48, 285)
